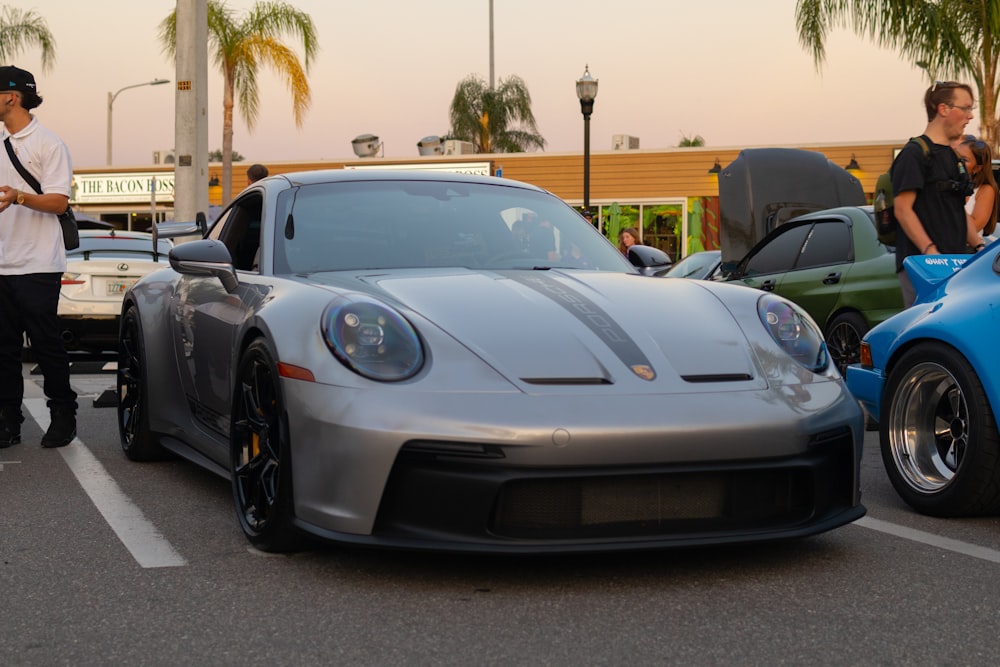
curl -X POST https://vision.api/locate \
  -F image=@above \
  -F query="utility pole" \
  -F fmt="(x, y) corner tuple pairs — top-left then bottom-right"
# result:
(489, 0), (494, 89)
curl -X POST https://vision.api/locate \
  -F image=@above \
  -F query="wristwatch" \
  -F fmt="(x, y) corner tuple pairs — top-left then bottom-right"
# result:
(13, 190), (24, 205)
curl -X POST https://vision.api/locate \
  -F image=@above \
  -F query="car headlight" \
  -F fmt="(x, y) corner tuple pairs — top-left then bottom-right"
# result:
(757, 294), (829, 373)
(320, 295), (424, 381)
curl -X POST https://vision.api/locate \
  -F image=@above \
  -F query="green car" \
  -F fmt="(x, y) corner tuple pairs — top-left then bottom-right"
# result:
(724, 205), (903, 375)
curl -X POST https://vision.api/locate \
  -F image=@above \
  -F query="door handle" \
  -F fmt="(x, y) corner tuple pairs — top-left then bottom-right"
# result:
(822, 272), (842, 285)
(760, 279), (777, 291)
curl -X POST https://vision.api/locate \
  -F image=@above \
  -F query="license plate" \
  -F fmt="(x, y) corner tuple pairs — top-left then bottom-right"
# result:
(106, 280), (136, 296)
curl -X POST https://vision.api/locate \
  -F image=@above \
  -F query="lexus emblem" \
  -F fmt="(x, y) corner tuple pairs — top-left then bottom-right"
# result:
(117, 263), (129, 271)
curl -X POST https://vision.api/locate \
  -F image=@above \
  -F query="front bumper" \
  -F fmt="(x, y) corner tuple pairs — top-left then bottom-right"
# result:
(845, 364), (886, 422)
(283, 378), (865, 553)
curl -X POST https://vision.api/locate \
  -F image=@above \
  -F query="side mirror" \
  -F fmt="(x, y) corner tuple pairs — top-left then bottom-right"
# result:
(168, 239), (239, 293)
(627, 245), (673, 277)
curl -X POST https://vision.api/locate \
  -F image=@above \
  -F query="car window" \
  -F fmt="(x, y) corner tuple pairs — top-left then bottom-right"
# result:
(271, 180), (632, 274)
(795, 220), (852, 270)
(742, 224), (811, 276)
(211, 194), (264, 271)
(665, 251), (720, 279)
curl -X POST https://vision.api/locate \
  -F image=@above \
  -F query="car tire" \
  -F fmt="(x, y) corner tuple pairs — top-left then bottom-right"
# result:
(825, 311), (868, 377)
(117, 308), (165, 461)
(230, 339), (303, 552)
(880, 343), (1000, 516)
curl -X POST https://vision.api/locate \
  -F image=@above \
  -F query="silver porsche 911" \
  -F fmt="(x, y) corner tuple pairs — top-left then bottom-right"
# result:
(118, 169), (865, 553)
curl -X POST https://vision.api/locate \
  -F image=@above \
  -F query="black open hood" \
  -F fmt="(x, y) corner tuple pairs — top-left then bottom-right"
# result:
(718, 148), (865, 263)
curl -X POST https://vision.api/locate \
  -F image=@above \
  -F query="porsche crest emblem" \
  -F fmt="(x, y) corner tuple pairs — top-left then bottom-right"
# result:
(631, 364), (656, 381)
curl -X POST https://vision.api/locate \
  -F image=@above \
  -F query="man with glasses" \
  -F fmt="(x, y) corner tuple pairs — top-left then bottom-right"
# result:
(891, 80), (983, 306)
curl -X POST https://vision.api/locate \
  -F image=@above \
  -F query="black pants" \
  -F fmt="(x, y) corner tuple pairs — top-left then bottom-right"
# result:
(0, 273), (77, 410)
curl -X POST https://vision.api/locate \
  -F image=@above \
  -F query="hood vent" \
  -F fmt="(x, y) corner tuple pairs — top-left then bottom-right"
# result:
(681, 373), (754, 383)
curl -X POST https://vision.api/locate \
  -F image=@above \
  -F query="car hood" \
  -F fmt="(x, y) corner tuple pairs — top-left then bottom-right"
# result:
(312, 269), (764, 390)
(718, 148), (865, 263)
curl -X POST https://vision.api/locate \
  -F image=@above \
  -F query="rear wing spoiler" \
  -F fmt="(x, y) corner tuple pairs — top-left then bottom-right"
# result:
(151, 211), (209, 261)
(903, 254), (969, 305)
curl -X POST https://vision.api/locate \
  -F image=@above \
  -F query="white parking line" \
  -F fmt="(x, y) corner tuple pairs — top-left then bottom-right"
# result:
(24, 399), (187, 569)
(855, 516), (1000, 564)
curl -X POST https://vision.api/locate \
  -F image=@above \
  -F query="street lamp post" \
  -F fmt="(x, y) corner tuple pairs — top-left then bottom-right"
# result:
(576, 65), (598, 211)
(106, 78), (170, 165)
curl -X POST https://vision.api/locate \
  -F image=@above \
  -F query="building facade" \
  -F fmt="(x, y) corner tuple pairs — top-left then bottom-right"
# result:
(71, 140), (899, 259)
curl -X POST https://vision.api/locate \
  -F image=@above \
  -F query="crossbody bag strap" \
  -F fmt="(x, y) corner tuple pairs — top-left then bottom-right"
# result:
(3, 137), (43, 195)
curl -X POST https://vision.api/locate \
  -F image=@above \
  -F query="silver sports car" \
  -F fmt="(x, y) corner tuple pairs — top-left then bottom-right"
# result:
(118, 170), (865, 553)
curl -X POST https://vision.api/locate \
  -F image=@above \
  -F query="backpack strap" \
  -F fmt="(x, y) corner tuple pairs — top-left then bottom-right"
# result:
(909, 135), (931, 158)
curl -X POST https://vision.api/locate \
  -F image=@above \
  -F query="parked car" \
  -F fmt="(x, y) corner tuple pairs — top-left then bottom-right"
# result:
(56, 229), (173, 352)
(846, 250), (996, 517)
(663, 250), (722, 280)
(723, 206), (903, 376)
(118, 169), (865, 553)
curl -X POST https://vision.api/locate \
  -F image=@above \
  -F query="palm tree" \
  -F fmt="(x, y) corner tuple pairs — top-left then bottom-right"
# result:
(795, 0), (1000, 149)
(449, 74), (546, 153)
(0, 6), (56, 70)
(159, 0), (318, 203)
(678, 134), (705, 147)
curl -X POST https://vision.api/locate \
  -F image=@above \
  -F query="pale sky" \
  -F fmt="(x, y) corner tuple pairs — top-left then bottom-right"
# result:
(11, 0), (964, 168)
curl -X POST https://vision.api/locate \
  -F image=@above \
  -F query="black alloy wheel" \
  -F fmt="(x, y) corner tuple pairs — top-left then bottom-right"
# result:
(826, 311), (868, 377)
(231, 339), (302, 552)
(117, 308), (164, 461)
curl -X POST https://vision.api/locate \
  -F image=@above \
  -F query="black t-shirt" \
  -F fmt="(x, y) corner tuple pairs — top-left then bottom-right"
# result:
(890, 135), (969, 272)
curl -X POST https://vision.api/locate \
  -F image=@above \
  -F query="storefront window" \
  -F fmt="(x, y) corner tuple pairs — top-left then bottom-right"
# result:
(592, 199), (687, 258)
(642, 204), (682, 260)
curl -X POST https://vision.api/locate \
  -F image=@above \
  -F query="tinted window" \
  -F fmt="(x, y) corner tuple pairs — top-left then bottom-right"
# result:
(795, 221), (851, 269)
(271, 180), (632, 274)
(743, 224), (811, 276)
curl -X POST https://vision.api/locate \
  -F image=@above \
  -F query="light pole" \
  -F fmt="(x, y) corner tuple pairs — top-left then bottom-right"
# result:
(576, 65), (598, 211)
(106, 78), (170, 165)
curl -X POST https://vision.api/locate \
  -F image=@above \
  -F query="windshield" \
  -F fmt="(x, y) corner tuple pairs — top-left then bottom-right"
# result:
(271, 180), (632, 274)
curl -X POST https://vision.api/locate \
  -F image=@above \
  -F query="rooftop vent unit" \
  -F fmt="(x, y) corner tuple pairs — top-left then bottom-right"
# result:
(417, 135), (443, 156)
(351, 133), (382, 158)
(612, 134), (640, 151)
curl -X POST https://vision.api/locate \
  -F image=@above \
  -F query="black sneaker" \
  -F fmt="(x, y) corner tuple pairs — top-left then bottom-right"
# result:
(0, 406), (23, 448)
(41, 407), (76, 449)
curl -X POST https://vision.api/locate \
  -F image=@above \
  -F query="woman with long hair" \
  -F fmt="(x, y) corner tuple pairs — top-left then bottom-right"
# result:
(618, 227), (640, 255)
(957, 137), (998, 242)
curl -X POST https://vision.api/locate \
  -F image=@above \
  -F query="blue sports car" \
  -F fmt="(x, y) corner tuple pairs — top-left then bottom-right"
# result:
(846, 248), (997, 516)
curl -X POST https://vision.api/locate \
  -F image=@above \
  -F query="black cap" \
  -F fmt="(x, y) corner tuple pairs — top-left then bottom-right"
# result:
(0, 66), (36, 94)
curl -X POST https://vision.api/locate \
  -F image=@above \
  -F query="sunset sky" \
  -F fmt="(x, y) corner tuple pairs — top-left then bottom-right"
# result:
(11, 0), (960, 168)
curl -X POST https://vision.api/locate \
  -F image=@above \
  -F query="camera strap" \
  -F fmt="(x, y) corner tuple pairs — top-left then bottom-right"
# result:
(3, 137), (45, 196)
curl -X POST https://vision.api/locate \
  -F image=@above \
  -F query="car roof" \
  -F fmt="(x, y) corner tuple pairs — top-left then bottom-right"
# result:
(275, 168), (546, 192)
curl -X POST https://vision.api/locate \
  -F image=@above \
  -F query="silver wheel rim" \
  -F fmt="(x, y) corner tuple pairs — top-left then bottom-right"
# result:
(888, 361), (969, 493)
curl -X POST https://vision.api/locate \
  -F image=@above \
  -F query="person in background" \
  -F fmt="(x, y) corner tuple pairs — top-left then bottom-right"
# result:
(246, 163), (269, 184)
(0, 66), (77, 449)
(618, 227), (640, 255)
(891, 81), (983, 307)
(956, 136), (998, 241)
(528, 218), (559, 261)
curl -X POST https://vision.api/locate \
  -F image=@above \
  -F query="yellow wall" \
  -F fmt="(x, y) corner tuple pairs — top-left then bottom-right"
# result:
(76, 140), (903, 207)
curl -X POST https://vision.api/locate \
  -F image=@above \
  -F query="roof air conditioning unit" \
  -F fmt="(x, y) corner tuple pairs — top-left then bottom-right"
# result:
(612, 134), (640, 151)
(444, 140), (475, 155)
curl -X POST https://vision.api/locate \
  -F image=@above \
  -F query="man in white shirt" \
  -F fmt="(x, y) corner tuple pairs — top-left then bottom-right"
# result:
(0, 65), (77, 448)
